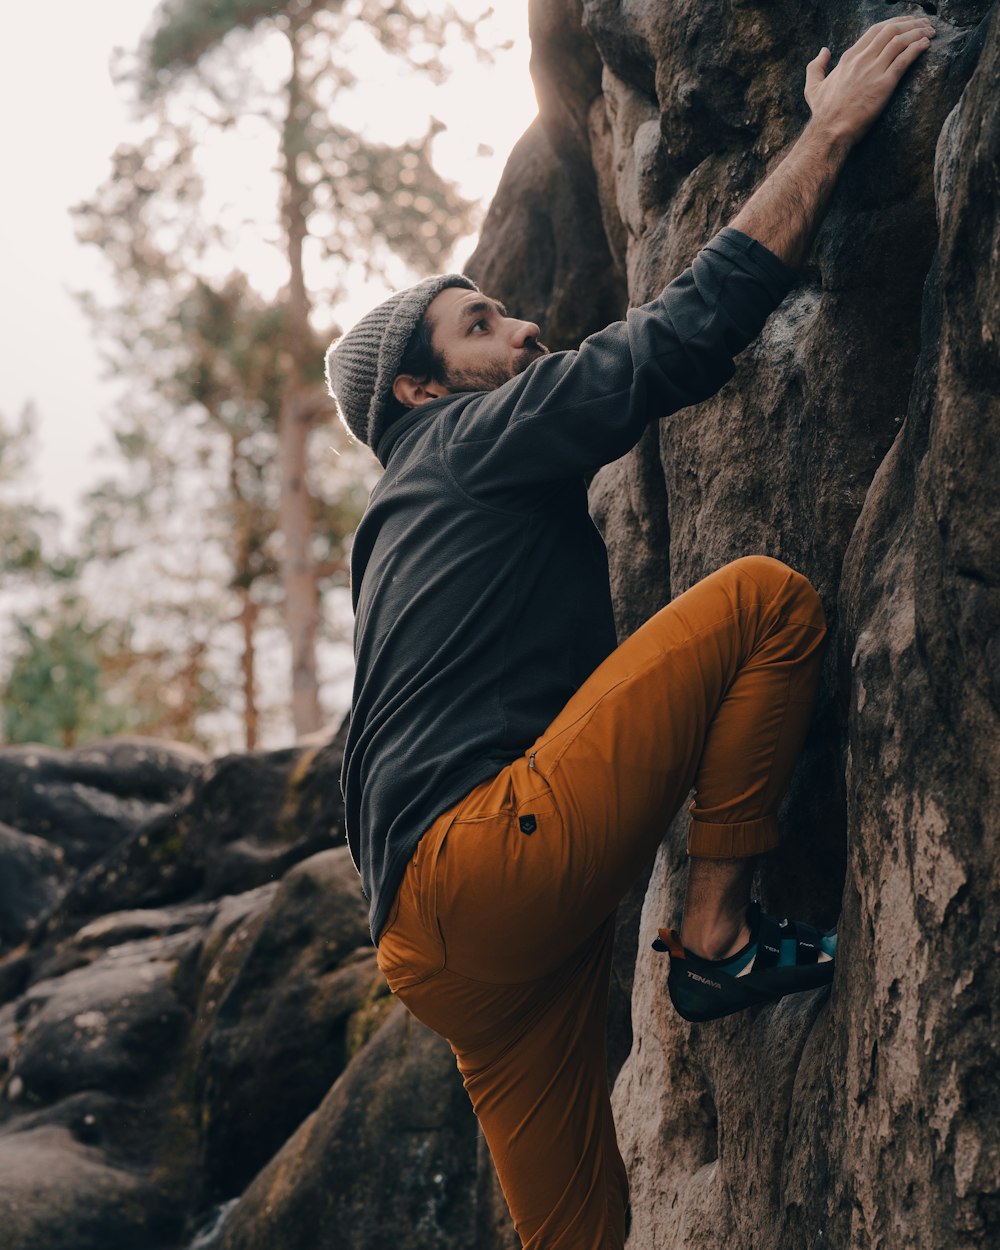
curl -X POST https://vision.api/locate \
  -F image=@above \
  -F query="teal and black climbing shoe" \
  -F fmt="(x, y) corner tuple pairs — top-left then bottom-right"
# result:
(653, 902), (837, 1023)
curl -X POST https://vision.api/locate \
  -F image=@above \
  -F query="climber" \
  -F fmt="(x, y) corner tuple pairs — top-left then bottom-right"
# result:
(324, 16), (934, 1250)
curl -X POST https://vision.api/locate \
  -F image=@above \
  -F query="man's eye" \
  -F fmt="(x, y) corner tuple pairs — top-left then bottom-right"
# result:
(470, 319), (487, 333)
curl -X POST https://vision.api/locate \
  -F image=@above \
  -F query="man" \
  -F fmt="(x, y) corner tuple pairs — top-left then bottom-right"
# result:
(325, 17), (934, 1249)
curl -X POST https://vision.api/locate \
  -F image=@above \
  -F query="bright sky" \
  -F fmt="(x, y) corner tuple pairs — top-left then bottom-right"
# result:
(0, 0), (536, 531)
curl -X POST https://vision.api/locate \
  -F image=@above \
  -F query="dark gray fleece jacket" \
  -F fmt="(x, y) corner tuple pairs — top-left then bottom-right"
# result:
(342, 227), (795, 940)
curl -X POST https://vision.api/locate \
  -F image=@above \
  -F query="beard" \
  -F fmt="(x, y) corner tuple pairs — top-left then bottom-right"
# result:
(439, 342), (548, 394)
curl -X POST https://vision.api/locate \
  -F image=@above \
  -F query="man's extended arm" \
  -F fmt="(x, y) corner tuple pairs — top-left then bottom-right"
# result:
(438, 17), (936, 500)
(731, 15), (935, 268)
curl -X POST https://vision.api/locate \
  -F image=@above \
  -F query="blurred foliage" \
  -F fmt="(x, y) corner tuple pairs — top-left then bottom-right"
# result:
(2, 595), (223, 750)
(114, 0), (484, 300)
(3, 599), (118, 749)
(63, 0), (490, 747)
(140, 0), (488, 96)
(142, 0), (297, 84)
(0, 406), (68, 580)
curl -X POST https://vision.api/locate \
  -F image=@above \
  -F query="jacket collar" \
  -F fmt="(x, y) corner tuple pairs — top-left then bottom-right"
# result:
(374, 395), (457, 467)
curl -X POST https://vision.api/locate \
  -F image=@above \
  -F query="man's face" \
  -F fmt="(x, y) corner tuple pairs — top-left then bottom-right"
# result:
(426, 287), (549, 393)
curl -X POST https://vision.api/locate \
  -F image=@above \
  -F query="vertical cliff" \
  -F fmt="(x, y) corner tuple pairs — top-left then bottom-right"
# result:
(468, 1), (999, 1245)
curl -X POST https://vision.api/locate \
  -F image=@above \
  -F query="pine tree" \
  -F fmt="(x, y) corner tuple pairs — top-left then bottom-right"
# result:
(84, 0), (483, 736)
(1, 593), (223, 749)
(0, 405), (62, 579)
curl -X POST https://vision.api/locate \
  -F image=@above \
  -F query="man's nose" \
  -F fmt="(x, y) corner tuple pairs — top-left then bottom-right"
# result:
(508, 318), (541, 347)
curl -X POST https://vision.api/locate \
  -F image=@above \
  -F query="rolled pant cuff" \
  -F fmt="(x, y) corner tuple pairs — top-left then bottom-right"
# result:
(686, 814), (780, 859)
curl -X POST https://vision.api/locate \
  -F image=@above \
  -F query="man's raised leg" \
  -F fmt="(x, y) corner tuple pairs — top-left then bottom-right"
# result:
(379, 555), (829, 1246)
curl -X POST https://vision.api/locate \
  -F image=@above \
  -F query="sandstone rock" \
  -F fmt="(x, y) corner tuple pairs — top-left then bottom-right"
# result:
(588, 424), (671, 642)
(826, 11), (1000, 1244)
(465, 1), (999, 1246)
(191, 848), (381, 1202)
(0, 738), (204, 871)
(464, 0), (626, 349)
(0, 738), (205, 809)
(0, 729), (417, 1250)
(70, 901), (219, 951)
(0, 951), (33, 1007)
(0, 846), (386, 1250)
(0, 930), (201, 1249)
(0, 1120), (155, 1250)
(465, 117), (627, 352)
(5, 932), (194, 1104)
(214, 1004), (479, 1250)
(168, 746), (339, 899)
(180, 714), (350, 904)
(36, 719), (349, 943)
(0, 821), (69, 950)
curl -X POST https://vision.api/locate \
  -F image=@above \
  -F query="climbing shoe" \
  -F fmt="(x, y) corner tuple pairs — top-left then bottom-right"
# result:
(653, 902), (836, 1023)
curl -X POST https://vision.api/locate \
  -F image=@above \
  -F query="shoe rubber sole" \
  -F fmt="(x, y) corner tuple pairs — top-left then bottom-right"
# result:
(668, 958), (834, 1023)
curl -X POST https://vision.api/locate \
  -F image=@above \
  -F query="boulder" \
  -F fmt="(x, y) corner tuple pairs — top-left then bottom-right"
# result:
(0, 738), (205, 871)
(35, 717), (350, 943)
(190, 848), (383, 1202)
(465, 0), (626, 350)
(214, 1004), (480, 1250)
(4, 931), (194, 1105)
(825, 16), (1000, 1243)
(0, 821), (70, 950)
(0, 759), (411, 1250)
(0, 1120), (156, 1250)
(464, 116), (626, 353)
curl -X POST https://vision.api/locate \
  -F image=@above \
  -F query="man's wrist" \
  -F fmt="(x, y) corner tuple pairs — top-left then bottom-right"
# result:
(728, 117), (852, 269)
(798, 117), (854, 166)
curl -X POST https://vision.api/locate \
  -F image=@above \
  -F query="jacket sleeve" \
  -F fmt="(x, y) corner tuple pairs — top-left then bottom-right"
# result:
(443, 228), (795, 505)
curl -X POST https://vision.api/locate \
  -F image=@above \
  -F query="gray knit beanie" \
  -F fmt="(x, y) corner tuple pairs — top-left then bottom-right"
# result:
(325, 273), (480, 450)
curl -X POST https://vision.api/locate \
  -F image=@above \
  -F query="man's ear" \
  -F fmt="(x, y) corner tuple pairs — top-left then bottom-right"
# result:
(392, 373), (450, 409)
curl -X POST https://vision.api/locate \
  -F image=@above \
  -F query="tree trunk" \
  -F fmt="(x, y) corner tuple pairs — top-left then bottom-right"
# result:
(228, 434), (261, 749)
(238, 588), (259, 750)
(278, 19), (323, 737)
(278, 391), (322, 736)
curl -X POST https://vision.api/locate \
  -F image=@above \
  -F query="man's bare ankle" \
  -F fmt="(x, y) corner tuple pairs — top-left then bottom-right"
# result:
(681, 854), (755, 958)
(680, 915), (751, 961)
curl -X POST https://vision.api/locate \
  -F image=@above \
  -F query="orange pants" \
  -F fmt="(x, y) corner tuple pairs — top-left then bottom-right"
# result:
(376, 556), (827, 1249)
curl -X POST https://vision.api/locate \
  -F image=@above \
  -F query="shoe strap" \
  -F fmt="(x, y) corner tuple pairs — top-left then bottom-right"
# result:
(755, 910), (822, 968)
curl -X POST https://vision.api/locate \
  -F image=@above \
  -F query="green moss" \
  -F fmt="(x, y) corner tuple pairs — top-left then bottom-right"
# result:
(344, 980), (395, 1061)
(286, 746), (319, 792)
(150, 827), (187, 863)
(276, 746), (322, 839)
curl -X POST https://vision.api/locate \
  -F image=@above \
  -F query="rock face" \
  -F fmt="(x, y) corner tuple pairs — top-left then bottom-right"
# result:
(472, 1), (999, 1246)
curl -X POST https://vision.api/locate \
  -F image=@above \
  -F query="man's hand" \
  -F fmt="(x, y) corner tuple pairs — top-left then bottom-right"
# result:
(730, 16), (936, 268)
(805, 15), (935, 146)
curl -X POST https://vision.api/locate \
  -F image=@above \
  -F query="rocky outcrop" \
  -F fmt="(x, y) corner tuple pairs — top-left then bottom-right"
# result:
(0, 739), (205, 877)
(34, 720), (350, 945)
(214, 1005), (480, 1250)
(0, 822), (69, 949)
(0, 735), (503, 1250)
(473, 1), (999, 1246)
